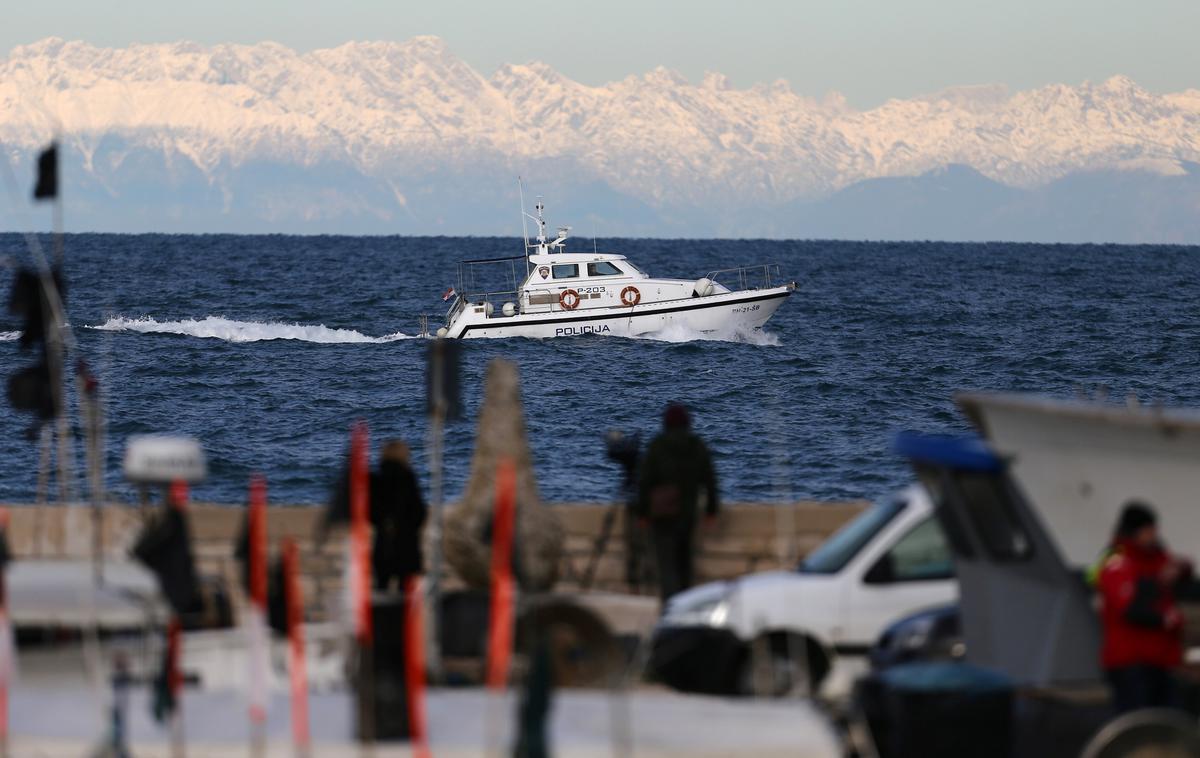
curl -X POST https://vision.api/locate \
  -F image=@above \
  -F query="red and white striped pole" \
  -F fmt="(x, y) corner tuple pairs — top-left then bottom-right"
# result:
(282, 538), (311, 757)
(350, 421), (372, 645)
(168, 481), (188, 758)
(349, 421), (375, 745)
(486, 459), (517, 690)
(404, 575), (430, 758)
(246, 475), (270, 754)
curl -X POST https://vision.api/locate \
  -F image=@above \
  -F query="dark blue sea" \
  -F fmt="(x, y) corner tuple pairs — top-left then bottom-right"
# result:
(1, 234), (1196, 506)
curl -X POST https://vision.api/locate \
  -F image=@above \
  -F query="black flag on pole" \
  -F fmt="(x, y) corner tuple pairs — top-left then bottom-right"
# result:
(131, 506), (199, 616)
(32, 142), (58, 201)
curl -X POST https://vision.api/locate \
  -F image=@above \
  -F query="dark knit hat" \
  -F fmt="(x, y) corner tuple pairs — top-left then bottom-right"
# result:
(663, 403), (691, 430)
(1116, 501), (1157, 538)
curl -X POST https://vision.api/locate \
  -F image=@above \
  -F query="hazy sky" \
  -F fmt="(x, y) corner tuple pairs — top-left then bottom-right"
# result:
(5, 0), (1197, 107)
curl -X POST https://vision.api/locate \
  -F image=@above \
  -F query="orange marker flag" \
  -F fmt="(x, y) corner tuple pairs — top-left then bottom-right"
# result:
(246, 474), (270, 726)
(169, 479), (189, 512)
(404, 575), (430, 758)
(486, 458), (517, 689)
(350, 421), (373, 644)
(282, 539), (311, 754)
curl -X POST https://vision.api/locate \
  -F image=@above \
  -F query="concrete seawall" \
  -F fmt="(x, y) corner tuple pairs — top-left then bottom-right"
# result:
(0, 500), (866, 617)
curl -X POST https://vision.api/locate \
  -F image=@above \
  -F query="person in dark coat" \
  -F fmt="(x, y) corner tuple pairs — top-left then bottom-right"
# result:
(636, 403), (719, 604)
(1098, 501), (1192, 714)
(370, 440), (429, 591)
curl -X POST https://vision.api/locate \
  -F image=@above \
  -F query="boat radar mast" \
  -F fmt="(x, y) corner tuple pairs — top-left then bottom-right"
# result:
(523, 197), (569, 257)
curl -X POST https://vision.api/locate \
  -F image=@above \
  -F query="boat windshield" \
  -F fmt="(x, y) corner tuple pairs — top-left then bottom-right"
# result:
(588, 261), (624, 277)
(798, 498), (907, 575)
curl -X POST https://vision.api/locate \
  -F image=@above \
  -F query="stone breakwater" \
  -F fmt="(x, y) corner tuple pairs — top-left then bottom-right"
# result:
(0, 500), (865, 616)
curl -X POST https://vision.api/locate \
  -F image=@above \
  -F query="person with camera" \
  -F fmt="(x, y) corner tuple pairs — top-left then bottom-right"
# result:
(636, 403), (720, 604)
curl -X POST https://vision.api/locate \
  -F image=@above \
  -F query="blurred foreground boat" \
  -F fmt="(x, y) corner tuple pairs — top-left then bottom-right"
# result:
(956, 391), (1200, 567)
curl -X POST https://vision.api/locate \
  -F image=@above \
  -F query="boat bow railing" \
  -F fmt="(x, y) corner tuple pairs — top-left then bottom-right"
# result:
(704, 263), (783, 292)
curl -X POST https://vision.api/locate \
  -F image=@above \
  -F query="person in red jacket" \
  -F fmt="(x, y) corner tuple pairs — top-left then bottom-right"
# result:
(1098, 501), (1191, 713)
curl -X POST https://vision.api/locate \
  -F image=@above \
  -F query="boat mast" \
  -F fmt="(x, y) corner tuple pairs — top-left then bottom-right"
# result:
(522, 196), (548, 257)
(518, 178), (531, 276)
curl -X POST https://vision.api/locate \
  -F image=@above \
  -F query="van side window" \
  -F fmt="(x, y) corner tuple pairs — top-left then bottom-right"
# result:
(868, 517), (954, 583)
(587, 261), (623, 276)
(552, 264), (579, 279)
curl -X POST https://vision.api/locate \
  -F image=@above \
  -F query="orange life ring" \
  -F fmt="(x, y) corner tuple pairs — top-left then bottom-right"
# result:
(620, 286), (641, 307)
(559, 289), (581, 310)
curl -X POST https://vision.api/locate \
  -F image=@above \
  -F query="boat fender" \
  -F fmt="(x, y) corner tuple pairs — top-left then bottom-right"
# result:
(502, 302), (517, 317)
(559, 289), (581, 310)
(693, 278), (715, 298)
(436, 327), (448, 338)
(620, 286), (641, 307)
(484, 302), (495, 316)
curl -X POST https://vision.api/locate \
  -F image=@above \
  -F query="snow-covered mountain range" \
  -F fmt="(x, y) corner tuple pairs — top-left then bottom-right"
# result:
(2, 36), (1199, 240)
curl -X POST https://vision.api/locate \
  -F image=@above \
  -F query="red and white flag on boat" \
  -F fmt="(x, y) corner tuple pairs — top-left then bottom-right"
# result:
(246, 474), (270, 726)
(441, 286), (456, 302)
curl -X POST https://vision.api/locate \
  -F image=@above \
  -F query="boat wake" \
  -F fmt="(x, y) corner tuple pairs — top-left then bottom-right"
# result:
(635, 323), (781, 346)
(0, 331), (20, 342)
(89, 316), (414, 344)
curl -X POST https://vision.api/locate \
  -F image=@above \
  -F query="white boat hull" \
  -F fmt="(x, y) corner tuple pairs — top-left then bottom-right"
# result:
(958, 392), (1200, 567)
(445, 286), (791, 339)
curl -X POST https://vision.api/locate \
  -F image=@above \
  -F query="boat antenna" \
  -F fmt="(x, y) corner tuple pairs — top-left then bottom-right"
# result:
(533, 198), (547, 244)
(518, 177), (530, 254)
(521, 192), (548, 258)
(593, 221), (598, 255)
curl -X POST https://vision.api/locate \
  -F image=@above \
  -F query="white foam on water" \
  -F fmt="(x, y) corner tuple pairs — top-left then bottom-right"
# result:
(634, 322), (781, 346)
(0, 331), (20, 342)
(89, 316), (414, 344)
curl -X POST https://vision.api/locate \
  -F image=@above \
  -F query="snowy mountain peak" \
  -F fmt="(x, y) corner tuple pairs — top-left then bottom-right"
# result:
(642, 65), (690, 88)
(700, 72), (731, 91)
(1099, 74), (1139, 92)
(9, 36), (68, 58)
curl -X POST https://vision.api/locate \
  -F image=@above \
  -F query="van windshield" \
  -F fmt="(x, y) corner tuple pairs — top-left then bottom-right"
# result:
(798, 499), (907, 575)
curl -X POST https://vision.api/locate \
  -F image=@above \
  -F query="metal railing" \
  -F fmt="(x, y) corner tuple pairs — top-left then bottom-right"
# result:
(449, 256), (528, 321)
(704, 263), (782, 292)
(457, 256), (525, 301)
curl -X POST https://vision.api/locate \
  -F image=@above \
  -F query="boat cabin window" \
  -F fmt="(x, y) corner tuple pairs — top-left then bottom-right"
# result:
(587, 261), (624, 277)
(552, 264), (579, 279)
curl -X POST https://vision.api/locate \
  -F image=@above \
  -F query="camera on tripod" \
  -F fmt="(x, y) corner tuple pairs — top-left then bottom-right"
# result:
(604, 429), (641, 483)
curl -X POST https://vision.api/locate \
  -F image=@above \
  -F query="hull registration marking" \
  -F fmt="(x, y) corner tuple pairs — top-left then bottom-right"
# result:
(556, 324), (612, 336)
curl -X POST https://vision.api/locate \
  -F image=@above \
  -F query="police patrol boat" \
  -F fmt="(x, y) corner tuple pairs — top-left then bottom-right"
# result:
(434, 200), (795, 339)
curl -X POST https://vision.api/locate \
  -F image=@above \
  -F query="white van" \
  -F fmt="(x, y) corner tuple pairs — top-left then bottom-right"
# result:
(648, 485), (957, 699)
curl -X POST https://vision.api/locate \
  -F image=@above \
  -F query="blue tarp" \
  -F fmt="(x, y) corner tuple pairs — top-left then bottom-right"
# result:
(892, 431), (1004, 472)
